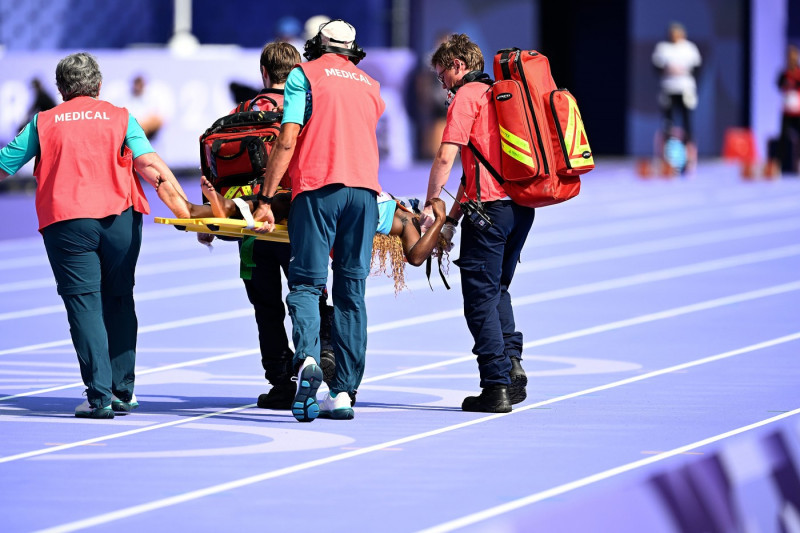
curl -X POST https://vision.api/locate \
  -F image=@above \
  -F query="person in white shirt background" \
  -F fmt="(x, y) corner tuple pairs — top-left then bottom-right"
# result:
(652, 22), (702, 165)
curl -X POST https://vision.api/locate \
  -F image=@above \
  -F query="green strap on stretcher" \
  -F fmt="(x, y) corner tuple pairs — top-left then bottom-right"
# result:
(239, 236), (257, 280)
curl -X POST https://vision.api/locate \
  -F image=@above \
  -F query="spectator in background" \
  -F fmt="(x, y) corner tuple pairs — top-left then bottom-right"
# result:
(18, 78), (57, 133)
(274, 16), (305, 56)
(413, 31), (451, 160)
(0, 52), (194, 419)
(303, 15), (330, 42)
(770, 44), (800, 175)
(652, 22), (701, 160)
(126, 74), (164, 140)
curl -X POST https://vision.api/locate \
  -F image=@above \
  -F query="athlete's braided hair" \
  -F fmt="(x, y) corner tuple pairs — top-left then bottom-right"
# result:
(370, 231), (451, 296)
(371, 234), (407, 295)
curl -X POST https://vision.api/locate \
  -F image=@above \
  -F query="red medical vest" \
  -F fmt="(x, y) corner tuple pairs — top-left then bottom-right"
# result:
(288, 54), (384, 198)
(34, 97), (149, 230)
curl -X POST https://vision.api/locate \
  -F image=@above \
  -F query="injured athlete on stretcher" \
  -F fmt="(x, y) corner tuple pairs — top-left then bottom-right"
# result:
(158, 177), (454, 292)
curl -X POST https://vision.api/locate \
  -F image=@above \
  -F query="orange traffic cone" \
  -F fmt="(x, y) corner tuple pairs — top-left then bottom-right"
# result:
(763, 159), (781, 180)
(636, 158), (653, 178)
(741, 162), (757, 180)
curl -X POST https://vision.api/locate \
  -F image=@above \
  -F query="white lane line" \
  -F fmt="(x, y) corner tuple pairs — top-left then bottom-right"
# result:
(0, 308), (254, 356)
(31, 332), (800, 533)
(0, 233), (222, 271)
(368, 245), (800, 333)
(2, 275), (799, 401)
(405, 217), (800, 297)
(0, 279), (243, 322)
(2, 188), (798, 293)
(0, 254), (239, 293)
(2, 282), (798, 457)
(0, 348), (259, 401)
(0, 404), (257, 465)
(418, 406), (800, 533)
(521, 280), (800, 349)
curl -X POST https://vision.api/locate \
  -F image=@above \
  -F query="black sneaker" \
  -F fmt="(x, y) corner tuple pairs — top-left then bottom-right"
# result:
(318, 351), (358, 407)
(74, 400), (115, 419)
(320, 349), (336, 388)
(508, 357), (528, 405)
(257, 381), (296, 410)
(462, 385), (512, 413)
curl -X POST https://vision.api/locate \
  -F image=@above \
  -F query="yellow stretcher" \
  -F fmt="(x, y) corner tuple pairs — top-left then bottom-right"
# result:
(154, 217), (290, 243)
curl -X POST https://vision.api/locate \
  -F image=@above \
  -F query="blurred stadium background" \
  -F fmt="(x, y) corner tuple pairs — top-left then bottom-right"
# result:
(0, 0), (796, 177)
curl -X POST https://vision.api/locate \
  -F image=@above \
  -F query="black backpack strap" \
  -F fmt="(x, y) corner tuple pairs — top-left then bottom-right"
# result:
(243, 89), (283, 111)
(467, 141), (505, 204)
(497, 48), (519, 80)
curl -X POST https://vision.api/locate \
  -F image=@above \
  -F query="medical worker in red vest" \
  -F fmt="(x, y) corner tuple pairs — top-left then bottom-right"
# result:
(252, 19), (384, 422)
(420, 34), (535, 413)
(200, 41), (336, 411)
(0, 53), (193, 419)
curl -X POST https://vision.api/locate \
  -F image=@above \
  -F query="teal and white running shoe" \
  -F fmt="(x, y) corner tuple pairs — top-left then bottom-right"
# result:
(292, 357), (322, 422)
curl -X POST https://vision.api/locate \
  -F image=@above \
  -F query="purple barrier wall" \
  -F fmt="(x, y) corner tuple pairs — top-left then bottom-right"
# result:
(0, 47), (416, 172)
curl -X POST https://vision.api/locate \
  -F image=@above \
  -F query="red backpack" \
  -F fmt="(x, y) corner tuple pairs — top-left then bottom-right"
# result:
(199, 94), (283, 199)
(469, 48), (594, 208)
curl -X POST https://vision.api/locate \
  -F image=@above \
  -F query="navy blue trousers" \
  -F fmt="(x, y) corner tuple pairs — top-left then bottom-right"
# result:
(454, 201), (535, 388)
(41, 207), (142, 408)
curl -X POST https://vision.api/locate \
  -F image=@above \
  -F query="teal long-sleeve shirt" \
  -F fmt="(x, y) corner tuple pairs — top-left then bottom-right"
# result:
(0, 112), (154, 175)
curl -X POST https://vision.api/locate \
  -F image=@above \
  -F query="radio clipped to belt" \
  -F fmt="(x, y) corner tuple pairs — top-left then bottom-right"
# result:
(446, 175), (493, 233)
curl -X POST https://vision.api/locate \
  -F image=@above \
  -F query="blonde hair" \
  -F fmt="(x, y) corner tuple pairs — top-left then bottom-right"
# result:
(370, 232), (451, 295)
(371, 234), (407, 294)
(430, 33), (484, 72)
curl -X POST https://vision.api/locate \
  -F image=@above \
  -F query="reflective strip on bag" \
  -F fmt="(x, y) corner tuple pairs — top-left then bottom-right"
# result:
(499, 124), (531, 153)
(563, 93), (593, 168)
(499, 125), (535, 169)
(501, 141), (535, 169)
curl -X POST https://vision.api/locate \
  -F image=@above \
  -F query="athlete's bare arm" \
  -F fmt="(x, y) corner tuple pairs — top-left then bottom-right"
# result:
(392, 197), (447, 266)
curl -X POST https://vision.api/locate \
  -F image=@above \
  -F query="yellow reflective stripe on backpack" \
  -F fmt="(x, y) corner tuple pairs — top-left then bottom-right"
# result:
(501, 142), (535, 168)
(499, 125), (531, 153)
(499, 125), (535, 169)
(564, 93), (593, 168)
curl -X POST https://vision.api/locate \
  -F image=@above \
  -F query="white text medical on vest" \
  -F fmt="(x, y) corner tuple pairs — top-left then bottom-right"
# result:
(324, 69), (371, 85)
(54, 111), (110, 123)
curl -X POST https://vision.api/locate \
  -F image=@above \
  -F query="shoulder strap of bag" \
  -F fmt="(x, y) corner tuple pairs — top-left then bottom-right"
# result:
(467, 141), (505, 204)
(246, 89), (281, 111)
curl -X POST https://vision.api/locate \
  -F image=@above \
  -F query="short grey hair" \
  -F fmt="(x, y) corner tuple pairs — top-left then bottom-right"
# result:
(55, 52), (102, 100)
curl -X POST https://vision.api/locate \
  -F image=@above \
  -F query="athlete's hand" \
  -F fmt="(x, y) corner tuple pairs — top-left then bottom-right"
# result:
(252, 203), (275, 233)
(428, 198), (446, 220)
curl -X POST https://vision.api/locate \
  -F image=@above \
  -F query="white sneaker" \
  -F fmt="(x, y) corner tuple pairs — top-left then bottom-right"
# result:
(291, 356), (322, 422)
(74, 400), (114, 419)
(318, 391), (354, 420)
(111, 394), (139, 412)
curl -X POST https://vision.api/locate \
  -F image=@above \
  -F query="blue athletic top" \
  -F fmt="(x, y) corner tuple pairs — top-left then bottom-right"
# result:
(376, 192), (395, 235)
(0, 112), (154, 175)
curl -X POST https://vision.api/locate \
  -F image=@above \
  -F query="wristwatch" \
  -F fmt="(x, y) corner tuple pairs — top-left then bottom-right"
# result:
(257, 192), (274, 206)
(445, 216), (459, 227)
